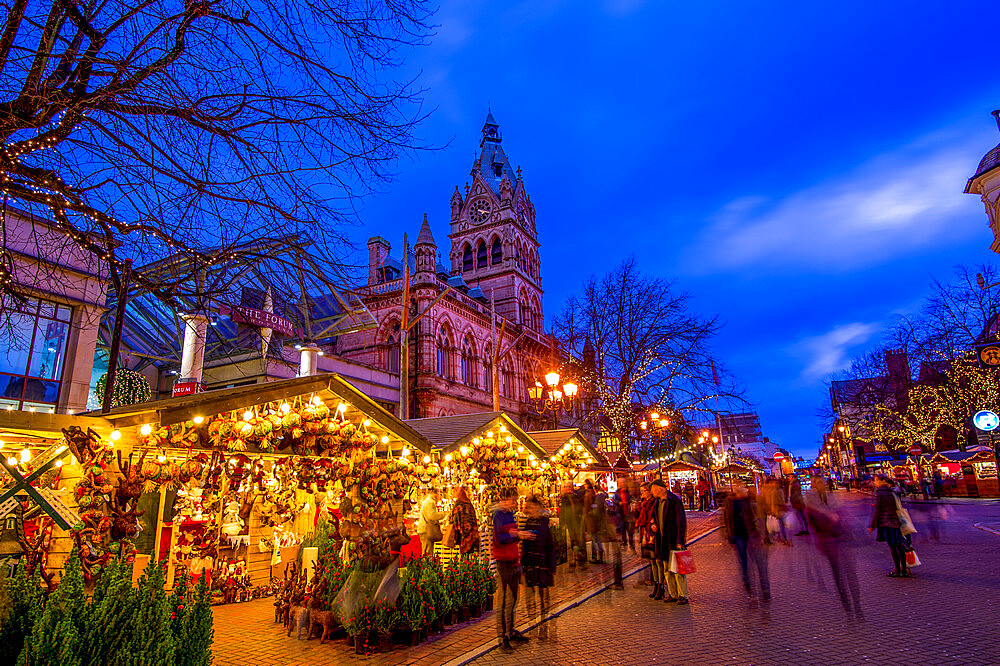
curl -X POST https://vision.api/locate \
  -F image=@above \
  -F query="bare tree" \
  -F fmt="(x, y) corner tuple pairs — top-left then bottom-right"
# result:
(554, 258), (744, 456)
(888, 263), (1000, 366)
(0, 0), (433, 406)
(831, 263), (1000, 451)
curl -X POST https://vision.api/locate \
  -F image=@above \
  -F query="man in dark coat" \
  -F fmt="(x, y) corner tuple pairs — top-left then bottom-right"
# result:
(649, 479), (689, 604)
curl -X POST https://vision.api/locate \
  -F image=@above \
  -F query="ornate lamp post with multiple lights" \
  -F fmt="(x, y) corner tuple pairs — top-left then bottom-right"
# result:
(528, 370), (578, 428)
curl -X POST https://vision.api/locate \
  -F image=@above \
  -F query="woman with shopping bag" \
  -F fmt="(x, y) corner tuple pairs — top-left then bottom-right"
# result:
(868, 476), (911, 577)
(649, 479), (690, 605)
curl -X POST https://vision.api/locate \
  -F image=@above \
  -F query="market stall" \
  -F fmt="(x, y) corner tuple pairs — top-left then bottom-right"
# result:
(405, 412), (552, 561)
(922, 451), (999, 497)
(661, 460), (707, 494)
(0, 373), (433, 598)
(714, 460), (766, 492)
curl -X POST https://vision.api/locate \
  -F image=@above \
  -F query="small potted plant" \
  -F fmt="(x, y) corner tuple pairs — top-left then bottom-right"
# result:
(374, 602), (400, 653)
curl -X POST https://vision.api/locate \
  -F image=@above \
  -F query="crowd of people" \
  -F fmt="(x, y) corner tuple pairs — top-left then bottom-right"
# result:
(412, 468), (948, 653)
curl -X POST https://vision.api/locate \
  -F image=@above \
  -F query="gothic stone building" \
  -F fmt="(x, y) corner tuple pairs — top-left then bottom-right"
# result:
(338, 113), (572, 430)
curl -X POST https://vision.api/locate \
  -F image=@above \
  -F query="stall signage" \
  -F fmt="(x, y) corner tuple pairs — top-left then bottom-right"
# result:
(172, 380), (201, 397)
(973, 410), (1000, 432)
(225, 305), (296, 337)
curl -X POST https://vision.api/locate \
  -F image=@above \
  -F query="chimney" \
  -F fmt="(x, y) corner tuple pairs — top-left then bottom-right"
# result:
(367, 236), (390, 286)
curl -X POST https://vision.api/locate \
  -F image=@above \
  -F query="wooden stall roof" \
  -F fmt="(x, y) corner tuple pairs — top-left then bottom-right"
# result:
(527, 428), (609, 466)
(90, 373), (433, 453)
(0, 410), (114, 441)
(662, 459), (706, 473)
(405, 412), (547, 458)
(926, 450), (995, 464)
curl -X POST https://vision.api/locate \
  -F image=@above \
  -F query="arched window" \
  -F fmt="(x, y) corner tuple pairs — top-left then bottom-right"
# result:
(437, 327), (452, 379)
(386, 332), (400, 375)
(476, 241), (488, 269)
(500, 360), (512, 398)
(483, 344), (493, 393)
(491, 238), (503, 265)
(461, 336), (476, 386)
(462, 244), (473, 272)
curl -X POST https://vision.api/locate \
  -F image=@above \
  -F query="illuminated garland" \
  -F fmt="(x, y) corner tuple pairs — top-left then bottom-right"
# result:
(95, 368), (151, 408)
(862, 351), (1000, 451)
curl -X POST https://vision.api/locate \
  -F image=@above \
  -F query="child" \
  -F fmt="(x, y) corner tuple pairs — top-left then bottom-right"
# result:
(522, 494), (557, 639)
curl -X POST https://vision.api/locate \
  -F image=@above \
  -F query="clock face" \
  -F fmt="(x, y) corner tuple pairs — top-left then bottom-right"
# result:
(470, 199), (492, 223)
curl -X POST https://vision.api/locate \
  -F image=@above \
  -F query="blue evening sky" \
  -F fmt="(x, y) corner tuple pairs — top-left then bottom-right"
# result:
(350, 0), (1000, 458)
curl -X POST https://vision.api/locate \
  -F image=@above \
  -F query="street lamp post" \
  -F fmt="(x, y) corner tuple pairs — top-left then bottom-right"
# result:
(528, 370), (578, 429)
(638, 409), (671, 480)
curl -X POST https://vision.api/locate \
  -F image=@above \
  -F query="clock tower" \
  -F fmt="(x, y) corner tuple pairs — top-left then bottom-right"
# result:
(449, 111), (543, 331)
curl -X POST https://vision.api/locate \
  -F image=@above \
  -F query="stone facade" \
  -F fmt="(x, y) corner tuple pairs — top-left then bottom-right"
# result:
(338, 113), (574, 430)
(0, 207), (108, 413)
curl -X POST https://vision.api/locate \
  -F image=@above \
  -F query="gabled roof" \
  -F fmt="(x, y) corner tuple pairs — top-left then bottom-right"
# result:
(89, 373), (432, 453)
(405, 412), (546, 457)
(527, 428), (608, 466)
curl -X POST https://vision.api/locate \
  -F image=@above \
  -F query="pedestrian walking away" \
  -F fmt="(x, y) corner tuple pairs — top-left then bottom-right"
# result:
(868, 475), (910, 578)
(493, 486), (535, 652)
(522, 494), (557, 639)
(722, 483), (771, 602)
(805, 496), (862, 619)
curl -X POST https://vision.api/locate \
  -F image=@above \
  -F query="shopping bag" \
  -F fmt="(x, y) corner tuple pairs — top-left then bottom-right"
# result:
(894, 496), (917, 536)
(765, 515), (780, 534)
(442, 524), (457, 549)
(905, 548), (921, 568)
(668, 549), (696, 575)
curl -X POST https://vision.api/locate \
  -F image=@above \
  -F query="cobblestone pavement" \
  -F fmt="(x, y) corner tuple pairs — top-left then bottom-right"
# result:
(471, 492), (1000, 666)
(210, 512), (720, 665)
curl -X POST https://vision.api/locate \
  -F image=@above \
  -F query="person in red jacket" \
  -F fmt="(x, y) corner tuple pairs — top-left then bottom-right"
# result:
(493, 486), (535, 652)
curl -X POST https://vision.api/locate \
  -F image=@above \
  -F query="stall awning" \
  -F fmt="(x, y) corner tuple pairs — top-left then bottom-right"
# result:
(662, 460), (706, 473)
(91, 373), (433, 453)
(528, 428), (609, 467)
(0, 411), (114, 441)
(406, 412), (546, 458)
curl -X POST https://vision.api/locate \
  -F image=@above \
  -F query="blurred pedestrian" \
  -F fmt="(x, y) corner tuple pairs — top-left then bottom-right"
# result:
(698, 475), (712, 511)
(868, 476), (909, 578)
(584, 479), (606, 563)
(451, 485), (480, 555)
(649, 479), (690, 604)
(522, 494), (556, 639)
(932, 470), (944, 498)
(559, 482), (585, 570)
(635, 483), (656, 586)
(684, 480), (696, 511)
(806, 497), (862, 619)
(760, 479), (789, 545)
(722, 484), (770, 602)
(493, 486), (535, 652)
(619, 485), (637, 552)
(811, 472), (828, 505)
(417, 487), (445, 557)
(789, 475), (809, 535)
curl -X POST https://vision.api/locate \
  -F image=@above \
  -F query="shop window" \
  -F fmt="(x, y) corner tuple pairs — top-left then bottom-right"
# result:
(0, 296), (71, 411)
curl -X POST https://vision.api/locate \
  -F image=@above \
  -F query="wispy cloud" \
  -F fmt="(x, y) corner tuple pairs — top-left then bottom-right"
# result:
(793, 322), (882, 382)
(686, 133), (986, 272)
